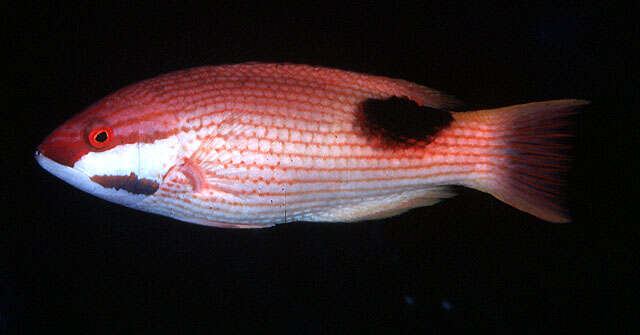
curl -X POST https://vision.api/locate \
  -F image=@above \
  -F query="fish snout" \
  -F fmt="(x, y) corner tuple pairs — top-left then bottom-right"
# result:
(36, 127), (90, 168)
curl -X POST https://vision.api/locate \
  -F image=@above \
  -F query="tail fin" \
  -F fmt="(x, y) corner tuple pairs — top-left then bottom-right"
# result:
(455, 100), (588, 223)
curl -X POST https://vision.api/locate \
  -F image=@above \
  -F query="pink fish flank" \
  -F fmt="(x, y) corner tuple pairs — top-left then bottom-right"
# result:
(36, 63), (588, 228)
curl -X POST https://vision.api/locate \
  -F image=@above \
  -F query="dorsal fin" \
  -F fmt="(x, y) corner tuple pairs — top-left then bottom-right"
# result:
(386, 79), (465, 111)
(358, 96), (454, 148)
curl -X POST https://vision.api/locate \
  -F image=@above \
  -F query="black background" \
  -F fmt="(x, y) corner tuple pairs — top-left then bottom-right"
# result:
(4, 2), (637, 333)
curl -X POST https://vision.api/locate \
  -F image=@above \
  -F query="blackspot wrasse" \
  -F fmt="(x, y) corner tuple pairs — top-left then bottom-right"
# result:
(35, 63), (587, 228)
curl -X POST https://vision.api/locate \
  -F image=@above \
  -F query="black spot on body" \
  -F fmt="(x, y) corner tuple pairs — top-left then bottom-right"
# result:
(91, 173), (159, 195)
(359, 97), (454, 147)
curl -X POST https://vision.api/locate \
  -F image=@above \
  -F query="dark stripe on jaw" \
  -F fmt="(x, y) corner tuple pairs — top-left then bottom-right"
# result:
(358, 97), (454, 148)
(91, 173), (159, 195)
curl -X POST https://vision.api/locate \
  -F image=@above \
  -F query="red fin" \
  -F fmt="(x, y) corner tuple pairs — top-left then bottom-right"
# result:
(458, 100), (589, 223)
(179, 159), (208, 193)
(393, 79), (464, 111)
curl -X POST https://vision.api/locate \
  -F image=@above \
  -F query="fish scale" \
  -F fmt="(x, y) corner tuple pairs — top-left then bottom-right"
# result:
(140, 97), (492, 226)
(36, 63), (587, 227)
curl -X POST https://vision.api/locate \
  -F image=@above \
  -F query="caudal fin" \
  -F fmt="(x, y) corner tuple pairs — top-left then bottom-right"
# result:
(457, 100), (588, 223)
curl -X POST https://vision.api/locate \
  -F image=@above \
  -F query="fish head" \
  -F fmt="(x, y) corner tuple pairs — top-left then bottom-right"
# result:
(35, 90), (182, 209)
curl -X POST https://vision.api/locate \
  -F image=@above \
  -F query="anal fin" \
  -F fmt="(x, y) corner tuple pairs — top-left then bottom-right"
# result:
(310, 187), (454, 222)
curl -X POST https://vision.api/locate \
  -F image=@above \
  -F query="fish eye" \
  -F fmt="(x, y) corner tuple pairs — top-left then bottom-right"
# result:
(88, 126), (114, 149)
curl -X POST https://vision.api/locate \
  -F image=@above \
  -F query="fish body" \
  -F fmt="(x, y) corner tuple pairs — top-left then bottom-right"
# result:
(36, 63), (587, 228)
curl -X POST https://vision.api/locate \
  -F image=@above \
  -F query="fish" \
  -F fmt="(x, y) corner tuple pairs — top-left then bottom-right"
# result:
(35, 62), (587, 228)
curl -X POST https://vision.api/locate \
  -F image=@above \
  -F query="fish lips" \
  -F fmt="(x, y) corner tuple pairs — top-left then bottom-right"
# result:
(35, 151), (150, 208)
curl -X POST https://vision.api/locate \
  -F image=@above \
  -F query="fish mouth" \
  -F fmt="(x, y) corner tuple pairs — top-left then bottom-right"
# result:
(35, 151), (149, 208)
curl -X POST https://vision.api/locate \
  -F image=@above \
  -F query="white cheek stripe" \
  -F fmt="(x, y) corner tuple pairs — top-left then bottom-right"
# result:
(73, 136), (181, 183)
(35, 152), (147, 207)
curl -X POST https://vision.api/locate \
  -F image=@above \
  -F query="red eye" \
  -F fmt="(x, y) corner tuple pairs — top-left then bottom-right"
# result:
(88, 126), (114, 149)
